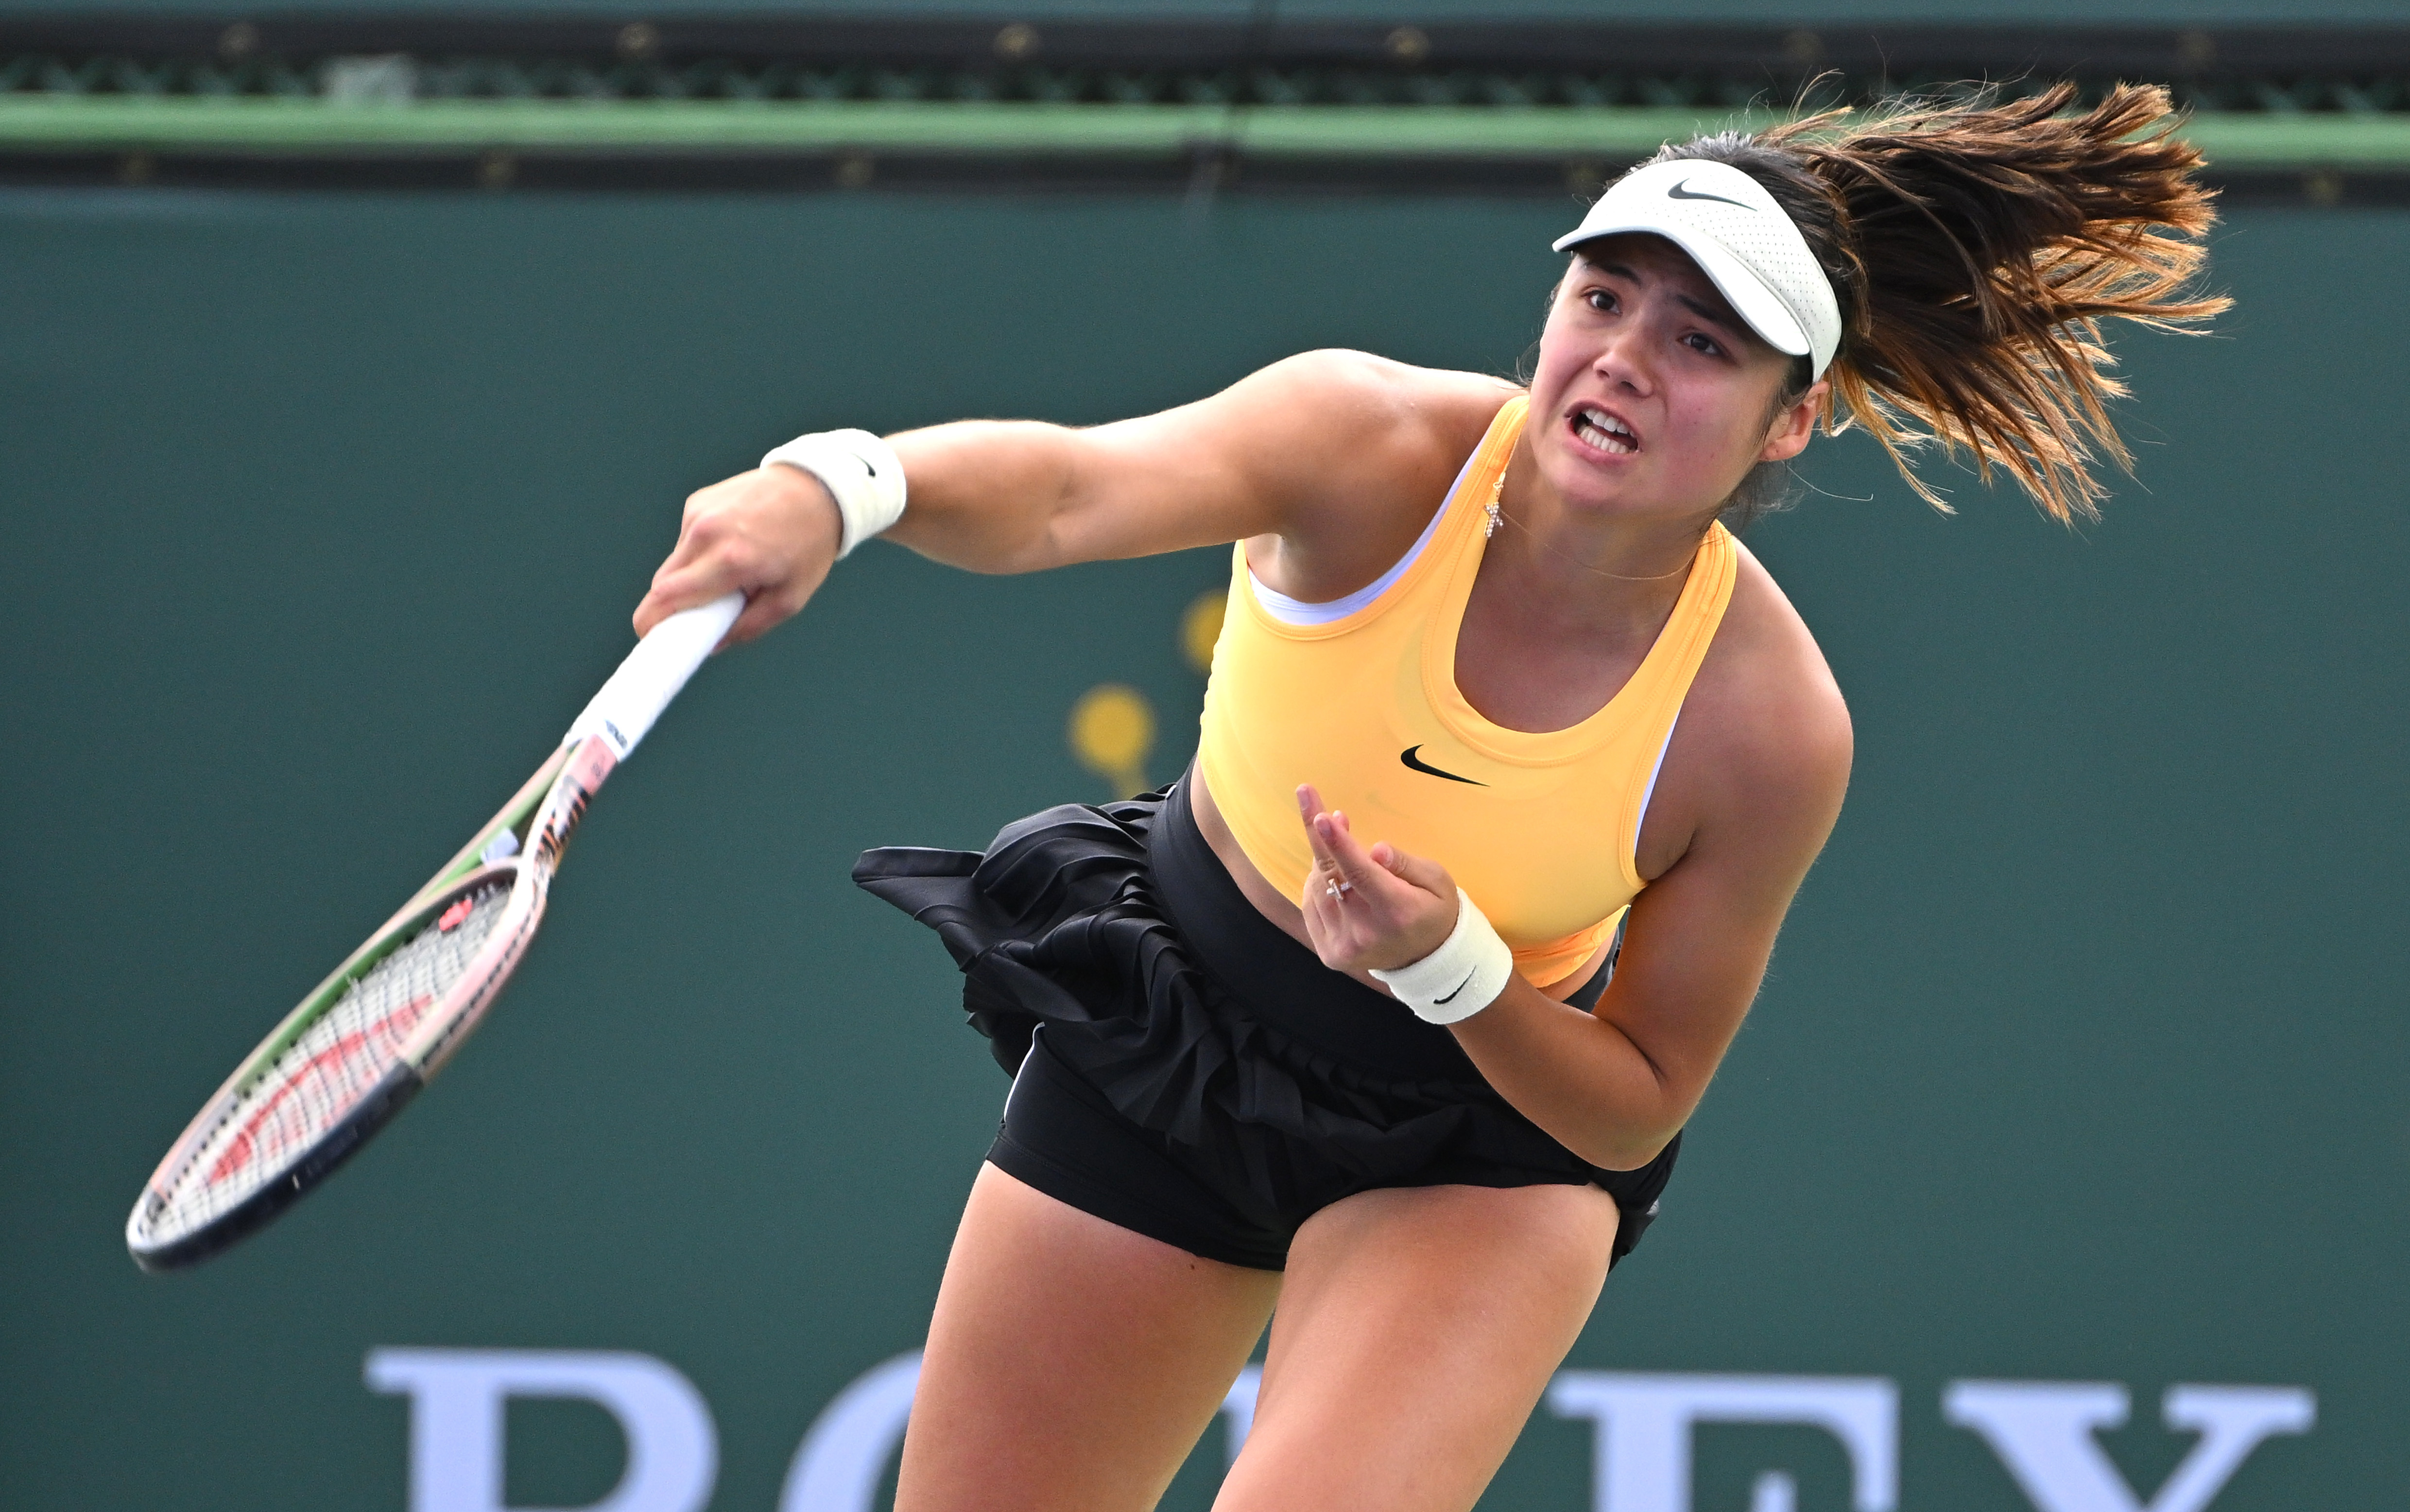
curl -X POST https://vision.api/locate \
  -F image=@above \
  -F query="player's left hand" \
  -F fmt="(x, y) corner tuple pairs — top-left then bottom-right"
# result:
(1295, 784), (1461, 977)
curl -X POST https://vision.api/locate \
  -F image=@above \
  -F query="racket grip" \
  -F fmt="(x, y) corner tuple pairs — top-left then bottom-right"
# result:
(563, 592), (744, 760)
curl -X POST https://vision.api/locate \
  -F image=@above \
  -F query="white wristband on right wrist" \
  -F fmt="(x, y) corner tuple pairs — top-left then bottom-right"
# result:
(760, 428), (907, 558)
(1369, 888), (1515, 1025)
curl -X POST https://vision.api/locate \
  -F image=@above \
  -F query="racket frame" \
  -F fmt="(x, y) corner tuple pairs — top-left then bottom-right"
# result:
(125, 736), (617, 1272)
(126, 591), (737, 1273)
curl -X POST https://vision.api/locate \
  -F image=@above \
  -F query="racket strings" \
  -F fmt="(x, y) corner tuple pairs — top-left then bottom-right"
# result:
(139, 882), (513, 1244)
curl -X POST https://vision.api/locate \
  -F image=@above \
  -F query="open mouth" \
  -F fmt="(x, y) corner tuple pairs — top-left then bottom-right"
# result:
(1570, 406), (1639, 456)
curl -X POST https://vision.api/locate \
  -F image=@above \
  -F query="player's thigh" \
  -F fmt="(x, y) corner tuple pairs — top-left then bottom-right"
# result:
(1212, 1181), (1619, 1512)
(896, 1162), (1283, 1512)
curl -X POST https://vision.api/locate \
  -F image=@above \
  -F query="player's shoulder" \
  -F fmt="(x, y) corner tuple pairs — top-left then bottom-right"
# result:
(1253, 347), (1515, 402)
(1248, 350), (1516, 447)
(1235, 350), (1521, 500)
(1689, 534), (1854, 811)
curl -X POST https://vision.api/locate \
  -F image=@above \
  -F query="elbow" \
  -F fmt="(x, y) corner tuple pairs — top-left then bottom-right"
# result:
(1576, 1129), (1677, 1173)
(1571, 1043), (1688, 1170)
(1564, 1092), (1685, 1170)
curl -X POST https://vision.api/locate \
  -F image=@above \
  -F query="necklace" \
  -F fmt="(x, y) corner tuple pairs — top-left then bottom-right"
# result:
(1483, 474), (1697, 584)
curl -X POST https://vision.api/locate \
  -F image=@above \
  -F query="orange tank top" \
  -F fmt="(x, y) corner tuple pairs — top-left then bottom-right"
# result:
(1194, 395), (1738, 988)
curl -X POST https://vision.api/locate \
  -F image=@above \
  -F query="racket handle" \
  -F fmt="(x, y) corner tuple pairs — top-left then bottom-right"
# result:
(563, 592), (744, 760)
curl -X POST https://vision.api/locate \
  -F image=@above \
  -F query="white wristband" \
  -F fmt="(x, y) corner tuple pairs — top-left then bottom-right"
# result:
(760, 428), (907, 558)
(1369, 888), (1515, 1025)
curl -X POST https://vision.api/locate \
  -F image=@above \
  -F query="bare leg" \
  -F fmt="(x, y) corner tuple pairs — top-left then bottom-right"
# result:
(1213, 1182), (1619, 1512)
(896, 1163), (1284, 1512)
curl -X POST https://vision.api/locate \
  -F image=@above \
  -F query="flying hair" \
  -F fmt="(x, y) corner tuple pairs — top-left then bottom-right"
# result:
(1652, 82), (2228, 524)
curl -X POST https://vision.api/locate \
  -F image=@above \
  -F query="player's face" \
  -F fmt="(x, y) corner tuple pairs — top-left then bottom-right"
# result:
(1525, 235), (1809, 523)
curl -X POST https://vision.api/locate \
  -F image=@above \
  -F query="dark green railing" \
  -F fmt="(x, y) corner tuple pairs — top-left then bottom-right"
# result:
(5, 19), (2405, 189)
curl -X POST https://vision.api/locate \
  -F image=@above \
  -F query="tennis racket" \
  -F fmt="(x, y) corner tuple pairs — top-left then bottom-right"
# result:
(125, 593), (744, 1272)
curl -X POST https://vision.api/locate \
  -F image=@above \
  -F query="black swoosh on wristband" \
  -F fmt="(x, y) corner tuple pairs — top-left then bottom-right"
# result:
(1433, 968), (1480, 1006)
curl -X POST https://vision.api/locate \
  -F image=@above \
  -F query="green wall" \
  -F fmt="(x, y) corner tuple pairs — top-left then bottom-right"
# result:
(2, 183), (2403, 1509)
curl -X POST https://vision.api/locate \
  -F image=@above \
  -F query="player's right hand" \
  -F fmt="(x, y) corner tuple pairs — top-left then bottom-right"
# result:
(634, 465), (844, 647)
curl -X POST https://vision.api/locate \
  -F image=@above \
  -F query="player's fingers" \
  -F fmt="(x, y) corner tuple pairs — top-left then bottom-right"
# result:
(1329, 813), (1414, 912)
(1315, 809), (1384, 892)
(1293, 788), (1362, 927)
(632, 588), (677, 639)
(1296, 786), (1340, 872)
(647, 538), (703, 591)
(637, 508), (749, 627)
(635, 567), (733, 638)
(727, 591), (805, 648)
(1374, 842), (1453, 901)
(634, 532), (713, 635)
(650, 490), (744, 580)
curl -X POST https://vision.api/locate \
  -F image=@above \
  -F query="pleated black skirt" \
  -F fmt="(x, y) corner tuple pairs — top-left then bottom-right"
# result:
(853, 776), (1678, 1270)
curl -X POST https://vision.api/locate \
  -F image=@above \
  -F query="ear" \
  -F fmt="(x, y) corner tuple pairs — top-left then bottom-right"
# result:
(1757, 378), (1829, 464)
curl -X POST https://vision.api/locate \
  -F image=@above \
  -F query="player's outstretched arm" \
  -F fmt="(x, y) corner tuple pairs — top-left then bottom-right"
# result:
(633, 350), (1503, 645)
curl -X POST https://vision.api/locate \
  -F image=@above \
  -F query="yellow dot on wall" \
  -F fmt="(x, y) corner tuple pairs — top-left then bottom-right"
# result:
(1069, 683), (1155, 797)
(1181, 590), (1225, 675)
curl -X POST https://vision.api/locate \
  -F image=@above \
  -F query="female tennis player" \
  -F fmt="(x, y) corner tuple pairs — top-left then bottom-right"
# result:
(637, 84), (2221, 1511)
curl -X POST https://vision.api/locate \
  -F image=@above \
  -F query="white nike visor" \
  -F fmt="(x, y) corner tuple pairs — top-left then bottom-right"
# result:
(1553, 157), (1842, 380)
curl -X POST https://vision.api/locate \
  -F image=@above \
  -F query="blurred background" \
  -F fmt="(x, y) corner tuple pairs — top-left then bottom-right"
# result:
(3, 2), (2405, 1509)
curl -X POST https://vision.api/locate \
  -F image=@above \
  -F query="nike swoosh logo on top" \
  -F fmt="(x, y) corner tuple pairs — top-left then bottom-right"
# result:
(1401, 746), (1486, 786)
(1668, 178), (1756, 210)
(1434, 969), (1479, 1006)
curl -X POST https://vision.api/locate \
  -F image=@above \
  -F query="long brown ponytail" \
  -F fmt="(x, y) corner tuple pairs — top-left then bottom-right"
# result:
(1653, 82), (2227, 524)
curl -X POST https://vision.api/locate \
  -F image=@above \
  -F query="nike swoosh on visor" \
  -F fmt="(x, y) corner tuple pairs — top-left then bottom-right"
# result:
(1667, 179), (1756, 210)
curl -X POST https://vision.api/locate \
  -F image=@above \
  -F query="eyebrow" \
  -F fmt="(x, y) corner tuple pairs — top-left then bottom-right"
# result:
(1674, 293), (1743, 338)
(1584, 256), (1745, 340)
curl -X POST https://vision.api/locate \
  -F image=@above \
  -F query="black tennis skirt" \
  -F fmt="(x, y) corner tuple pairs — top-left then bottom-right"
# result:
(853, 776), (1679, 1271)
